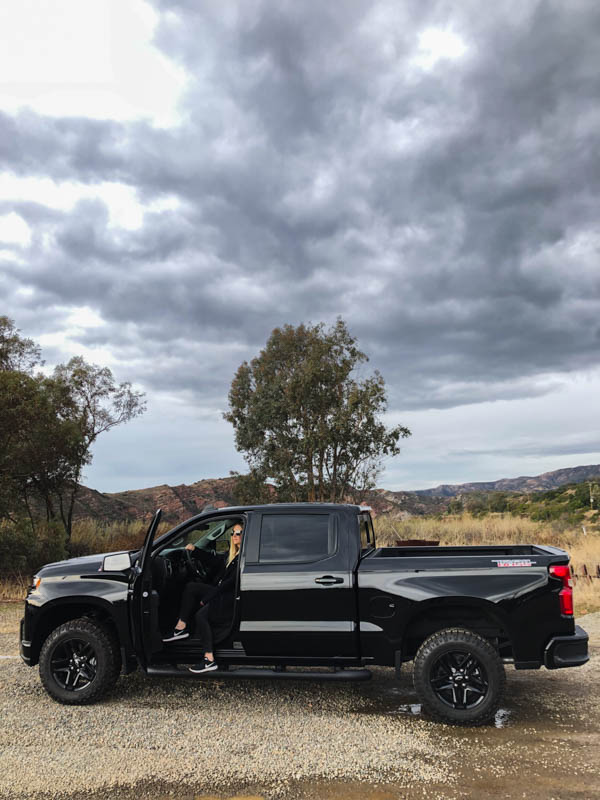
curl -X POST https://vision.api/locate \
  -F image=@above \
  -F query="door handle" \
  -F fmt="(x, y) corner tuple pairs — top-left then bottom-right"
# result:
(314, 576), (344, 585)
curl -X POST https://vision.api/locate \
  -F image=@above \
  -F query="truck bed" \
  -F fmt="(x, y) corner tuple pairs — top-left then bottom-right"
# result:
(359, 543), (569, 570)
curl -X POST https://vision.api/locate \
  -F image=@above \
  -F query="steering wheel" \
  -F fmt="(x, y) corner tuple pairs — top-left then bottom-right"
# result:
(184, 546), (221, 581)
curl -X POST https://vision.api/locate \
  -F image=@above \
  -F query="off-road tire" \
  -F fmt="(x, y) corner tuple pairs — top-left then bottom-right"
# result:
(413, 627), (505, 726)
(39, 618), (121, 705)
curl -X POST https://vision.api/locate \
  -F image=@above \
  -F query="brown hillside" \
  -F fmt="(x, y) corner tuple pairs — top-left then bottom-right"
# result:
(74, 477), (240, 525)
(73, 477), (448, 525)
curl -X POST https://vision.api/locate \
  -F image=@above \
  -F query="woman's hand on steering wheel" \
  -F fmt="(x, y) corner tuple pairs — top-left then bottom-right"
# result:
(184, 546), (207, 580)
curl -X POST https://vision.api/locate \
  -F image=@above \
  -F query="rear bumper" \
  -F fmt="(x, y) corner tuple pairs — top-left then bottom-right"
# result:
(20, 617), (33, 666)
(544, 625), (589, 669)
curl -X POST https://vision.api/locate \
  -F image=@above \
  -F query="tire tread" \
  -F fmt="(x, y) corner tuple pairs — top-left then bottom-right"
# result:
(39, 618), (121, 705)
(413, 627), (505, 726)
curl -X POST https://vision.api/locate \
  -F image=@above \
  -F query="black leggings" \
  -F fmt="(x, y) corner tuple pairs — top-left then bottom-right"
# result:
(193, 605), (213, 653)
(178, 582), (212, 624)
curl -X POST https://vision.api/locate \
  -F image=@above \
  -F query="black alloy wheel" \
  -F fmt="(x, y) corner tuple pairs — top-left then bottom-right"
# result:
(413, 628), (505, 725)
(49, 637), (98, 691)
(39, 618), (121, 705)
(429, 649), (488, 710)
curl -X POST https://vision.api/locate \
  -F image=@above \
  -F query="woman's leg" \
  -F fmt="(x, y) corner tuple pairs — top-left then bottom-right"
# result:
(193, 604), (214, 660)
(176, 582), (212, 628)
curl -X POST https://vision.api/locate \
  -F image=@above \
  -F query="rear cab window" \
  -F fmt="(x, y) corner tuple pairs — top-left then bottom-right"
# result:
(258, 513), (336, 564)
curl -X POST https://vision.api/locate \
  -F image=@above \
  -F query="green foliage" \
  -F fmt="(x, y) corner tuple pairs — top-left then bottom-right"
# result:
(0, 519), (66, 577)
(449, 481), (600, 531)
(447, 498), (464, 514)
(0, 316), (42, 373)
(0, 317), (146, 550)
(224, 319), (410, 502)
(49, 356), (146, 543)
(230, 470), (274, 505)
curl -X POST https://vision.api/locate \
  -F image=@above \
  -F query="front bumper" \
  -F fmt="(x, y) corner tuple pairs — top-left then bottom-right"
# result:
(544, 625), (589, 669)
(20, 617), (33, 666)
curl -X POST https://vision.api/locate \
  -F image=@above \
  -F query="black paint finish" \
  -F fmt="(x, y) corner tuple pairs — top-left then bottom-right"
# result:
(20, 503), (587, 683)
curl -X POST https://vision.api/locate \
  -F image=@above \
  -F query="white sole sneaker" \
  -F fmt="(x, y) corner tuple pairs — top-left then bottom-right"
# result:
(188, 661), (218, 673)
(162, 630), (189, 642)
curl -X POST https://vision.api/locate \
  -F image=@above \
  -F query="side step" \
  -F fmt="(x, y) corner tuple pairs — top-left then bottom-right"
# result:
(147, 665), (372, 681)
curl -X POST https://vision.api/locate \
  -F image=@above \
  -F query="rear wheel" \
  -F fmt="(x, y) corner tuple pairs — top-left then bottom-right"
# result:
(39, 618), (121, 705)
(413, 628), (505, 725)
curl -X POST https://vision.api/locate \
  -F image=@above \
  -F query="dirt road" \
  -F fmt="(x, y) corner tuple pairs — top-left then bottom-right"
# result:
(0, 605), (598, 799)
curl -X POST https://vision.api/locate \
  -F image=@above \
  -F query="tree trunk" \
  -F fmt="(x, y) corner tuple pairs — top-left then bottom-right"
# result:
(58, 484), (77, 557)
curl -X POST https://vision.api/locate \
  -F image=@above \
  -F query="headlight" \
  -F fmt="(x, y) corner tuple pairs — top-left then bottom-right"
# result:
(32, 575), (42, 590)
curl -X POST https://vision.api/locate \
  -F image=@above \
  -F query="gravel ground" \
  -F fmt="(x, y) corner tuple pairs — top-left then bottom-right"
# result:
(0, 605), (599, 800)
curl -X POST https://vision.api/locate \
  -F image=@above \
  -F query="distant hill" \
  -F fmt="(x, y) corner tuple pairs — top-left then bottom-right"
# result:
(414, 464), (600, 498)
(72, 464), (600, 525)
(74, 477), (241, 525)
(73, 476), (448, 524)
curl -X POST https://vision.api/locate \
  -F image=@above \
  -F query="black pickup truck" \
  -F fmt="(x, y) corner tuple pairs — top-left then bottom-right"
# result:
(21, 503), (588, 724)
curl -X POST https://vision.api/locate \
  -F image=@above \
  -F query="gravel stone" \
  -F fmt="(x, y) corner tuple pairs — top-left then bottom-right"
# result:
(0, 611), (599, 799)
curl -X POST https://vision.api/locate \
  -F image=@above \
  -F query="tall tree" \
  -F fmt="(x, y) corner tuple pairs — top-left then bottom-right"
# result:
(0, 318), (146, 551)
(225, 319), (410, 502)
(0, 316), (42, 372)
(50, 357), (146, 546)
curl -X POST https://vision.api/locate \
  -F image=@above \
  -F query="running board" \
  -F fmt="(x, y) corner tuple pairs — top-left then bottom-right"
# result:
(147, 665), (372, 681)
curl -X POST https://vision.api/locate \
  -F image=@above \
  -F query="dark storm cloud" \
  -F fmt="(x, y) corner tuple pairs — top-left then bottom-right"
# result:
(2, 0), (600, 411)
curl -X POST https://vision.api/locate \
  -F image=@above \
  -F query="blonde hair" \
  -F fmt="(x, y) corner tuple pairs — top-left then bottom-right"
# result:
(227, 524), (242, 566)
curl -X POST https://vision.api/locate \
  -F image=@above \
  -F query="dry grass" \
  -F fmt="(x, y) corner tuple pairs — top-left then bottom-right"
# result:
(0, 602), (22, 633)
(69, 518), (170, 557)
(0, 576), (28, 603)
(374, 513), (600, 615)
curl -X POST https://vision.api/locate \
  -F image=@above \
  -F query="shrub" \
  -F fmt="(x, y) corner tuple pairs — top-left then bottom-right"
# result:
(0, 519), (66, 577)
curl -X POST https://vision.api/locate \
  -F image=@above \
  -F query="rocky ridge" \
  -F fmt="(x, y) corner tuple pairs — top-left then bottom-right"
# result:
(72, 464), (600, 525)
(414, 464), (600, 498)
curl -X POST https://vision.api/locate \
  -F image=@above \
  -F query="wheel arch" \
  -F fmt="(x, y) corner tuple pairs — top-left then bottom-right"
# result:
(400, 597), (513, 662)
(29, 596), (124, 665)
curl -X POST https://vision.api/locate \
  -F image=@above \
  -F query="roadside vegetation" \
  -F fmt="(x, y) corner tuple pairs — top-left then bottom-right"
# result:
(0, 517), (169, 600)
(445, 481), (600, 528)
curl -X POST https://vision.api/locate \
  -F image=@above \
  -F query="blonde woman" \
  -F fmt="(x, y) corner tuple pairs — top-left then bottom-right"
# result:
(163, 523), (244, 672)
(188, 523), (243, 672)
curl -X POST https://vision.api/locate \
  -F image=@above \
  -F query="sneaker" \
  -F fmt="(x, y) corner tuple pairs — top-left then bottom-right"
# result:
(162, 627), (189, 642)
(188, 658), (218, 673)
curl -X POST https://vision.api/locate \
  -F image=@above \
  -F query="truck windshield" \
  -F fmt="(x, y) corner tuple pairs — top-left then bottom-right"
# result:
(164, 517), (242, 554)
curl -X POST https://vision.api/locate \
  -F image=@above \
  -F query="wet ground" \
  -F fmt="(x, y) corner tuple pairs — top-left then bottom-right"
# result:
(1, 605), (599, 799)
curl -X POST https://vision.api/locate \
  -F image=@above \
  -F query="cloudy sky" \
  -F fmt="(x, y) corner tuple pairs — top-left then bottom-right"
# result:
(1, 0), (599, 493)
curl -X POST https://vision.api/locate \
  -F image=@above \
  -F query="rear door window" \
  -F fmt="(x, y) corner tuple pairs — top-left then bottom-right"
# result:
(258, 514), (335, 564)
(358, 513), (374, 551)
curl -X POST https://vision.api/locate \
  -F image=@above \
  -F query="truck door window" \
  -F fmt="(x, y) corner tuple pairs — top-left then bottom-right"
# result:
(258, 514), (335, 564)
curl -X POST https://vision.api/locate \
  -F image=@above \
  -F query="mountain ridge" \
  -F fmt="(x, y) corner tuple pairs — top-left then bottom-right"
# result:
(414, 464), (600, 497)
(73, 464), (600, 524)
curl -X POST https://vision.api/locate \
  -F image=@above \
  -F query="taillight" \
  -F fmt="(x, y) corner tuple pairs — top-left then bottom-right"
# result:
(549, 564), (574, 616)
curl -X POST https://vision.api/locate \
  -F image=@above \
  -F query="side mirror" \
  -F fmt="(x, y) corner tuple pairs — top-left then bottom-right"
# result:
(102, 552), (133, 571)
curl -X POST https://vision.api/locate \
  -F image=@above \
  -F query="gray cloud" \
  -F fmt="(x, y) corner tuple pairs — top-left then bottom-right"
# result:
(2, 0), (600, 420)
(451, 440), (600, 460)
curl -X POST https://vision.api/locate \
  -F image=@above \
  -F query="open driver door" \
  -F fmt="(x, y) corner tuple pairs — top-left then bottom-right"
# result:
(130, 509), (163, 669)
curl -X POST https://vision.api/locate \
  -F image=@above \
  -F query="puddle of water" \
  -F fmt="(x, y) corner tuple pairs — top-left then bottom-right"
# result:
(387, 703), (422, 717)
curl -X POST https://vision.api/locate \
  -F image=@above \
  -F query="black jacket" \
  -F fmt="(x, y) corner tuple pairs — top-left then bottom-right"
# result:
(203, 554), (239, 622)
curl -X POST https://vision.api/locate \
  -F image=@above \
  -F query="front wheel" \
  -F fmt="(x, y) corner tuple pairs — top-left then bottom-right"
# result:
(39, 618), (121, 705)
(413, 628), (505, 725)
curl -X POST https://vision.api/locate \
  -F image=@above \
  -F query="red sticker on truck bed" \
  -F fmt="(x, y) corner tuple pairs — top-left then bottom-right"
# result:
(492, 559), (535, 567)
